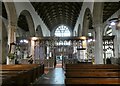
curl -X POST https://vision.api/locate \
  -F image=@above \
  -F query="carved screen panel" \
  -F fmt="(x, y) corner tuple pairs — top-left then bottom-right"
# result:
(103, 36), (114, 64)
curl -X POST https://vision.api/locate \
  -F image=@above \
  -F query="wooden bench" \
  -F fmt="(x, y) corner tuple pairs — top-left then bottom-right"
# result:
(1, 64), (39, 84)
(66, 68), (120, 72)
(2, 64), (44, 80)
(65, 78), (120, 84)
(65, 64), (120, 85)
(65, 64), (120, 69)
(66, 71), (120, 78)
(1, 71), (30, 85)
(1, 64), (44, 86)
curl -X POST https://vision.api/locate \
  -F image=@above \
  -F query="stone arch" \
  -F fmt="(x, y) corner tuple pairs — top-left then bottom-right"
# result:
(36, 25), (43, 37)
(0, 17), (8, 64)
(3, 2), (17, 46)
(82, 8), (93, 37)
(4, 2), (17, 26)
(18, 10), (35, 37)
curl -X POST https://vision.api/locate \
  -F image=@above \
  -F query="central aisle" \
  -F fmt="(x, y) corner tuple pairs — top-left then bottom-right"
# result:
(33, 68), (65, 86)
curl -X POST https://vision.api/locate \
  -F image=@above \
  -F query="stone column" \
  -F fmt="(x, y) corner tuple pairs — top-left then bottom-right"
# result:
(7, 25), (16, 64)
(94, 24), (104, 64)
(93, 2), (104, 64)
(118, 30), (120, 58)
(30, 40), (35, 63)
(0, 21), (2, 64)
(112, 25), (119, 59)
(114, 35), (118, 59)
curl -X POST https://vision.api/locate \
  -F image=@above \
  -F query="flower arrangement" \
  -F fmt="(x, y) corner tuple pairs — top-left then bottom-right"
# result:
(8, 53), (16, 60)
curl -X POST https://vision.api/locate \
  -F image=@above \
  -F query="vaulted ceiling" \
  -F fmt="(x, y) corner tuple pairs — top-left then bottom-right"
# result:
(31, 2), (83, 31)
(31, 2), (120, 31)
(103, 2), (120, 22)
(2, 2), (120, 32)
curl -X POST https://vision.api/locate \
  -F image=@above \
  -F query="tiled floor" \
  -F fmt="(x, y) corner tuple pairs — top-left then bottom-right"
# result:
(33, 68), (65, 86)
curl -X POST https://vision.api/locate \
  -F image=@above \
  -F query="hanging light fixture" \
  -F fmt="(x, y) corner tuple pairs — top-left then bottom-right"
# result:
(31, 37), (38, 41)
(80, 36), (86, 40)
(108, 15), (120, 30)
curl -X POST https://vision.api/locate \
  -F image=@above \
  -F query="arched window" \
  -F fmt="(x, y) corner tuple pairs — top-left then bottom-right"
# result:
(105, 26), (112, 36)
(54, 25), (71, 37)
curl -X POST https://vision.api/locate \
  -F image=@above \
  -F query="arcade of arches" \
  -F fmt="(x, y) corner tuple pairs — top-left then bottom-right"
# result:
(0, 1), (120, 85)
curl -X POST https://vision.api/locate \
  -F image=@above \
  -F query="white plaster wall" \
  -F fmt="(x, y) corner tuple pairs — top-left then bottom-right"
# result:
(13, 1), (50, 36)
(73, 1), (94, 36)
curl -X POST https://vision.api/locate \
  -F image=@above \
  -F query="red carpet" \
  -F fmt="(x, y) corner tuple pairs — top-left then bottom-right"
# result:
(56, 63), (62, 68)
(44, 68), (49, 74)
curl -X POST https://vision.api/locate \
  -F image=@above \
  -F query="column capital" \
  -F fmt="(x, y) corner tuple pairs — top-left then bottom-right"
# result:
(8, 24), (16, 32)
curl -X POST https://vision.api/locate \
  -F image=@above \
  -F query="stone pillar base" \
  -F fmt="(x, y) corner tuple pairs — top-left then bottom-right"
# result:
(7, 57), (15, 65)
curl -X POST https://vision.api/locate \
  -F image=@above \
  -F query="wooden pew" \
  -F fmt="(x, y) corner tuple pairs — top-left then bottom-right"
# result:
(66, 71), (120, 78)
(1, 64), (44, 86)
(65, 64), (120, 85)
(65, 78), (120, 84)
(1, 71), (29, 86)
(66, 68), (120, 72)
(65, 64), (120, 69)
(1, 64), (39, 84)
(2, 64), (44, 81)
(1, 64), (40, 71)
(3, 65), (43, 83)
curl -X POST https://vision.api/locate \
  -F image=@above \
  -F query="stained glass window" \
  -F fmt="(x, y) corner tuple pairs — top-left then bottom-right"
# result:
(55, 25), (71, 37)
